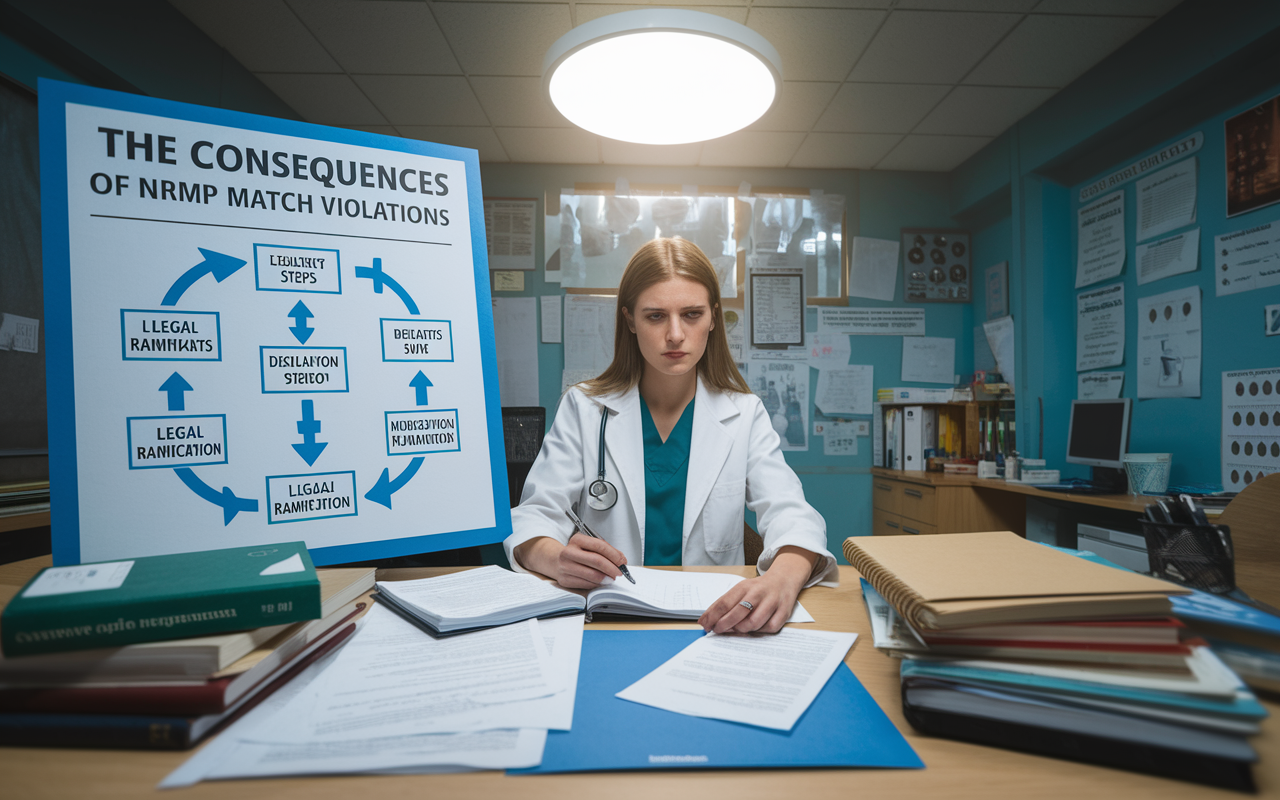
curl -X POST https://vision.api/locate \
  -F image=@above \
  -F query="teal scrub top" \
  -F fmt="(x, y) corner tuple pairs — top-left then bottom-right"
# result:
(639, 396), (695, 566)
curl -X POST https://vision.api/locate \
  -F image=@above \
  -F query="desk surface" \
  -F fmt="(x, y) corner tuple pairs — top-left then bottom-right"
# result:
(1, 558), (1275, 799)
(872, 467), (1158, 513)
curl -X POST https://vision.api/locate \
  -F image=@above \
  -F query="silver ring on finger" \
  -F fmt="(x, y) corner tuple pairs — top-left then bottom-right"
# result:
(739, 600), (754, 611)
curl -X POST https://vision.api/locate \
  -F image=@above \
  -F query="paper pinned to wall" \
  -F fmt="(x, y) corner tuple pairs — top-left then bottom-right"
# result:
(749, 359), (808, 451)
(1076, 190), (1125, 288)
(493, 271), (525, 292)
(806, 333), (851, 366)
(1076, 283), (1125, 372)
(1215, 221), (1280, 297)
(822, 420), (859, 456)
(1078, 371), (1124, 399)
(492, 297), (539, 406)
(1136, 158), (1197, 242)
(0, 313), (39, 353)
(563, 294), (616, 374)
(1137, 286), (1202, 399)
(815, 365), (873, 416)
(1221, 367), (1280, 492)
(540, 296), (562, 343)
(900, 337), (955, 385)
(982, 316), (1016, 392)
(973, 325), (997, 373)
(849, 236), (900, 301)
(1137, 229), (1199, 285)
(818, 306), (925, 336)
(724, 308), (745, 361)
(484, 198), (537, 271)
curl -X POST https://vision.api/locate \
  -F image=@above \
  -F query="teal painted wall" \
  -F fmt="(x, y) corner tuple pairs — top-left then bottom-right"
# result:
(952, 0), (1280, 488)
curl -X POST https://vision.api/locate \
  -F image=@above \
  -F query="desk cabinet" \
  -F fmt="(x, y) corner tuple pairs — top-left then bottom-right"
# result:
(870, 470), (1021, 536)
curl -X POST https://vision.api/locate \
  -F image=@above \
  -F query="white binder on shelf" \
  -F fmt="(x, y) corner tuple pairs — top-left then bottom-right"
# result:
(902, 405), (924, 471)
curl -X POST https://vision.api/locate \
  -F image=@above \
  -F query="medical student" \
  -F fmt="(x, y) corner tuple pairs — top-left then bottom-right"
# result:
(504, 238), (837, 634)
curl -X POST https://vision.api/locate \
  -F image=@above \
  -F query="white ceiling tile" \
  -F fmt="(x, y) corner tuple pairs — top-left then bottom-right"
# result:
(788, 132), (902, 169)
(352, 75), (489, 126)
(815, 82), (950, 133)
(848, 10), (1022, 84)
(170, 0), (340, 73)
(699, 131), (806, 167)
(1031, 0), (1181, 15)
(746, 8), (886, 82)
(964, 14), (1153, 87)
(496, 127), (602, 163)
(914, 85), (1054, 135)
(432, 3), (574, 76)
(747, 82), (840, 132)
(255, 74), (388, 124)
(399, 126), (510, 162)
(600, 139), (703, 166)
(896, 0), (1038, 10)
(286, 0), (461, 75)
(575, 4), (748, 25)
(875, 134), (993, 171)
(471, 77), (572, 128)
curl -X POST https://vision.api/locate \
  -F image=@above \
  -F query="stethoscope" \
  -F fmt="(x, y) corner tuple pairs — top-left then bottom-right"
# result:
(587, 406), (619, 511)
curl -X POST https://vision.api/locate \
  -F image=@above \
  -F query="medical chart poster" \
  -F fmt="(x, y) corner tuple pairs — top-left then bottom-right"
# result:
(1076, 283), (1125, 372)
(1136, 286), (1201, 399)
(39, 79), (510, 565)
(1215, 222), (1280, 297)
(1222, 368), (1280, 493)
(1076, 191), (1125, 288)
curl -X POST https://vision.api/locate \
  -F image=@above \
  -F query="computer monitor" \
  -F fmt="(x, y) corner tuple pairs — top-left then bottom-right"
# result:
(1065, 398), (1132, 491)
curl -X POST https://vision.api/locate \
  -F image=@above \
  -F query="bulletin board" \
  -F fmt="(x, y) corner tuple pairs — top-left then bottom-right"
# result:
(39, 79), (510, 566)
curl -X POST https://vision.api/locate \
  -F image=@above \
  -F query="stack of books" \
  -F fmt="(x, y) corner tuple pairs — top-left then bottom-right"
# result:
(0, 545), (375, 749)
(846, 531), (1266, 792)
(1171, 588), (1280, 697)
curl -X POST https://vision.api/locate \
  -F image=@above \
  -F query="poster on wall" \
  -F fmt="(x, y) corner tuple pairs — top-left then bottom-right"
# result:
(1226, 93), (1280, 218)
(483, 198), (536, 271)
(1136, 229), (1199, 285)
(749, 360), (808, 451)
(1076, 283), (1125, 372)
(1214, 222), (1280, 296)
(1221, 368), (1280, 493)
(1136, 286), (1201, 399)
(39, 79), (509, 566)
(1135, 158), (1197, 242)
(1076, 191), (1125, 288)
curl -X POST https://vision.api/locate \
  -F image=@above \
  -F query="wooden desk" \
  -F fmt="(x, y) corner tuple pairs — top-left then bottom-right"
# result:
(871, 468), (1159, 537)
(0, 559), (1276, 799)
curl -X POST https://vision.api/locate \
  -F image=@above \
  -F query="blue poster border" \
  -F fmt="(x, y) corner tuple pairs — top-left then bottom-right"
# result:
(38, 77), (510, 566)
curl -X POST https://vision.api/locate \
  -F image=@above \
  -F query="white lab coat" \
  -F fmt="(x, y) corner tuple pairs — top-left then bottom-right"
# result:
(504, 377), (838, 587)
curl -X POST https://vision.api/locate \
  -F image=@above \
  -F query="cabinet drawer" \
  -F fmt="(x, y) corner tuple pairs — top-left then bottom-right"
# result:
(897, 518), (937, 536)
(872, 479), (900, 515)
(872, 508), (905, 535)
(899, 483), (936, 524)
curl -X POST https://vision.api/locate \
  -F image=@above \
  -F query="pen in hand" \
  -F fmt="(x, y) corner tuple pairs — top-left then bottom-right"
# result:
(564, 507), (636, 584)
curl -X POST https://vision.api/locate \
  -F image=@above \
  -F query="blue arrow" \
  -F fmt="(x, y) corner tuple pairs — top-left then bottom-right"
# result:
(409, 371), (433, 406)
(291, 399), (328, 466)
(354, 258), (419, 315)
(364, 457), (424, 510)
(158, 372), (193, 411)
(173, 467), (259, 525)
(161, 249), (248, 307)
(287, 301), (315, 344)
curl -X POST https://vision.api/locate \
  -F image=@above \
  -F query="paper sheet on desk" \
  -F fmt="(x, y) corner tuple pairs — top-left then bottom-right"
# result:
(592, 566), (814, 623)
(616, 628), (856, 731)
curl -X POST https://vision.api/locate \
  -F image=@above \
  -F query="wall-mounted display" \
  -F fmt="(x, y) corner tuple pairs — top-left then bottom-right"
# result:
(1226, 93), (1280, 218)
(901, 228), (970, 303)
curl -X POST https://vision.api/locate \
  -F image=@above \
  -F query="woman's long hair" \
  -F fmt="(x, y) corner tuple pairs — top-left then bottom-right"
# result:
(582, 238), (750, 397)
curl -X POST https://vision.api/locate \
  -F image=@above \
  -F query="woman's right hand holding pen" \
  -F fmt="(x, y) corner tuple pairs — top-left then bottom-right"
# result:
(514, 534), (628, 589)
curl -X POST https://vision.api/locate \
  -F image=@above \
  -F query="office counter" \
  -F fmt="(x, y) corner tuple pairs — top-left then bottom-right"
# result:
(0, 560), (1275, 799)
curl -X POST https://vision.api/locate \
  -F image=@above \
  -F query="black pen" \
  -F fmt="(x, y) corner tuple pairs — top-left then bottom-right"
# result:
(564, 507), (636, 584)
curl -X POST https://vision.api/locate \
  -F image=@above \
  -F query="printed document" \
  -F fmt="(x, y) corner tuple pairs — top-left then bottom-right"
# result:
(540, 295), (562, 343)
(1078, 371), (1124, 400)
(815, 365), (873, 416)
(901, 337), (955, 384)
(563, 294), (616, 373)
(492, 297), (539, 406)
(1136, 229), (1199, 285)
(1137, 286), (1201, 399)
(1135, 158), (1197, 242)
(616, 628), (857, 730)
(1076, 190), (1125, 288)
(849, 236), (900, 301)
(983, 316), (1016, 391)
(1215, 222), (1280, 297)
(1076, 283), (1125, 372)
(587, 566), (814, 624)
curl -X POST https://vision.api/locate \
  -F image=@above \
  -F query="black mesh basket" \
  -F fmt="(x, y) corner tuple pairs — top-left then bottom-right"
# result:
(1139, 520), (1235, 594)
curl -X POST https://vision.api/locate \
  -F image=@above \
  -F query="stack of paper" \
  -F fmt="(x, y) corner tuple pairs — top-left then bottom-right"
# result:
(849, 533), (1265, 791)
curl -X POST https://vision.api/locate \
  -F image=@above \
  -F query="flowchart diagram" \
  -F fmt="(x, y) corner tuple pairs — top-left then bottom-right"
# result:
(42, 80), (508, 565)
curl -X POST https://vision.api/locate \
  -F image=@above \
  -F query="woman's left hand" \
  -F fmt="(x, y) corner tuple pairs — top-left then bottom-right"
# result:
(698, 546), (817, 635)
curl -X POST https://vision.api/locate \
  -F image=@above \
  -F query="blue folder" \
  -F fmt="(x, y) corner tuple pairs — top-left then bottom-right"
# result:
(510, 629), (923, 774)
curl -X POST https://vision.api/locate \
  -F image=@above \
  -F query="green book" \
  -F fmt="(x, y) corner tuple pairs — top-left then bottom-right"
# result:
(1, 543), (322, 658)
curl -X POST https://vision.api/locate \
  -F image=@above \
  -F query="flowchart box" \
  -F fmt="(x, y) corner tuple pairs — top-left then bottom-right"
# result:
(120, 309), (221, 361)
(254, 245), (341, 294)
(260, 347), (349, 393)
(127, 415), (228, 469)
(380, 318), (454, 362)
(266, 471), (358, 524)
(385, 409), (461, 455)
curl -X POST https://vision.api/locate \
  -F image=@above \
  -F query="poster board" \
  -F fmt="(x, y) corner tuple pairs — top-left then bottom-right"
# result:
(39, 79), (509, 566)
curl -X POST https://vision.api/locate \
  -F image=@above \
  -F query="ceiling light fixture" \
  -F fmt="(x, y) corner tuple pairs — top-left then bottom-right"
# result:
(542, 9), (783, 146)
